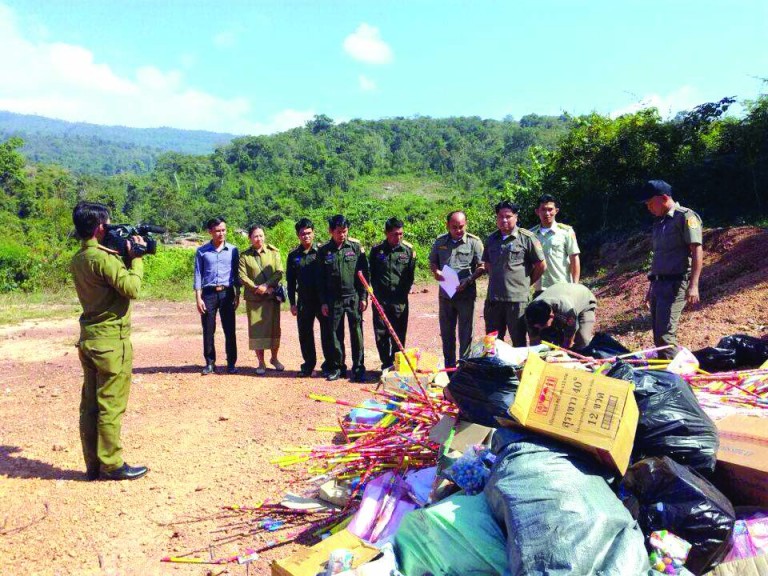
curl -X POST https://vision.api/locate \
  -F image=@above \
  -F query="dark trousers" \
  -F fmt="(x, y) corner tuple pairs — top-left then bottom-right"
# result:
(327, 294), (365, 374)
(297, 300), (331, 373)
(438, 297), (476, 368)
(373, 302), (408, 369)
(201, 287), (237, 367)
(650, 279), (688, 360)
(484, 300), (527, 347)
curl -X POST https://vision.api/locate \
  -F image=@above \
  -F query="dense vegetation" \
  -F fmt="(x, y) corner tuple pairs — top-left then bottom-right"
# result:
(1, 93), (767, 296)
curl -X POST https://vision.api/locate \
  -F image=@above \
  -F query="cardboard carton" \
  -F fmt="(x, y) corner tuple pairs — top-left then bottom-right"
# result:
(500, 352), (639, 475)
(271, 529), (380, 576)
(712, 415), (768, 507)
(394, 348), (419, 374)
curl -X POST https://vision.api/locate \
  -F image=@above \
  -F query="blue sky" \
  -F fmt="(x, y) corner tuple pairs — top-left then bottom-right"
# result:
(1, 0), (766, 134)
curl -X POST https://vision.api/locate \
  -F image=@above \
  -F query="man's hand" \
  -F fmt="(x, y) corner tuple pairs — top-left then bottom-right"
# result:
(127, 235), (147, 259)
(196, 297), (207, 315)
(254, 284), (267, 295)
(644, 286), (651, 311)
(456, 278), (471, 293)
(432, 270), (445, 282)
(686, 284), (700, 306)
(359, 299), (368, 313)
(290, 305), (298, 317)
(321, 304), (329, 317)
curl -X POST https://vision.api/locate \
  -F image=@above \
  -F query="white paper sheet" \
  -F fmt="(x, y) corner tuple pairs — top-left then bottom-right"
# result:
(439, 265), (461, 298)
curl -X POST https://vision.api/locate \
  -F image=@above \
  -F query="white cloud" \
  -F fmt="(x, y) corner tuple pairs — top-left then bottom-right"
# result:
(610, 86), (703, 119)
(358, 74), (377, 92)
(213, 29), (238, 49)
(343, 23), (393, 64)
(0, 3), (305, 135)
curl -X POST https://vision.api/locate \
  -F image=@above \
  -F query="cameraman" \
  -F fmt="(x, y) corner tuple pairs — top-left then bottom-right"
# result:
(71, 201), (148, 481)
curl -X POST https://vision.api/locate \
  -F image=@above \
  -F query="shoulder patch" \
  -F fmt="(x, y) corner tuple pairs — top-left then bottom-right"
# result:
(529, 224), (541, 233)
(465, 232), (481, 240)
(266, 243), (280, 251)
(518, 228), (537, 238)
(97, 245), (120, 255)
(686, 216), (700, 229)
(557, 223), (573, 230)
(347, 237), (361, 244)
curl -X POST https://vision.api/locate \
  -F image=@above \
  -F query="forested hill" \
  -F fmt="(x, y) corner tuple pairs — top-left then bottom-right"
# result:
(0, 110), (236, 175)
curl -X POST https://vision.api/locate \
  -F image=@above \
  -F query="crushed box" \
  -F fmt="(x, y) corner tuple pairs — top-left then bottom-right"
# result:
(712, 415), (768, 507)
(499, 352), (639, 475)
(271, 528), (380, 576)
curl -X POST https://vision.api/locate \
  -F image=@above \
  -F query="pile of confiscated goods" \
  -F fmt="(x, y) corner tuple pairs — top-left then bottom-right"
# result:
(163, 333), (768, 576)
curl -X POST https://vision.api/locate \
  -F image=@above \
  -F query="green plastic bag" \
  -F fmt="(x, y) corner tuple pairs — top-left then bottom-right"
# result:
(393, 492), (507, 576)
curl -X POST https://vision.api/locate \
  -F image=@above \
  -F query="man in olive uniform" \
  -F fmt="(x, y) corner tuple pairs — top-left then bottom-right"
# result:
(429, 210), (484, 368)
(71, 201), (148, 481)
(318, 215), (369, 382)
(287, 218), (331, 377)
(478, 200), (547, 346)
(530, 194), (580, 294)
(637, 180), (703, 359)
(526, 282), (597, 349)
(369, 217), (417, 370)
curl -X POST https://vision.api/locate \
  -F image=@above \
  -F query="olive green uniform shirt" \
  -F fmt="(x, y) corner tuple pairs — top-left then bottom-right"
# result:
(651, 204), (703, 275)
(317, 238), (369, 306)
(428, 233), (484, 301)
(71, 238), (144, 340)
(369, 240), (416, 304)
(530, 222), (580, 289)
(286, 242), (321, 308)
(528, 283), (597, 344)
(482, 228), (545, 302)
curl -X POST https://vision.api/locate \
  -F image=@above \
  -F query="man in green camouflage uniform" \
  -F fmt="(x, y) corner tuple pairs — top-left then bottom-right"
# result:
(429, 211), (484, 368)
(637, 180), (703, 360)
(526, 283), (597, 349)
(70, 201), (148, 481)
(318, 214), (370, 382)
(369, 217), (417, 370)
(478, 200), (546, 346)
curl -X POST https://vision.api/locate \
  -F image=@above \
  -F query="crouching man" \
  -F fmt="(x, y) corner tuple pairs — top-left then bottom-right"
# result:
(525, 282), (597, 349)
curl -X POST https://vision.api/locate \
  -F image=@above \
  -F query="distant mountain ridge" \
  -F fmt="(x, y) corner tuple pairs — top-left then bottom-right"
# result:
(0, 110), (237, 175)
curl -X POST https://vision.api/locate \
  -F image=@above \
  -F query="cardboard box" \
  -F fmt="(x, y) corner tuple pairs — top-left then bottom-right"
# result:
(271, 529), (380, 576)
(705, 553), (768, 576)
(712, 415), (768, 507)
(501, 352), (639, 475)
(394, 348), (419, 374)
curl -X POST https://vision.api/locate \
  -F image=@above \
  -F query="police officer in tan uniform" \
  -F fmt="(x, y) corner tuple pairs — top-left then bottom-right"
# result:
(429, 210), (484, 368)
(477, 200), (546, 346)
(526, 282), (597, 349)
(530, 194), (580, 294)
(71, 201), (148, 481)
(637, 180), (703, 359)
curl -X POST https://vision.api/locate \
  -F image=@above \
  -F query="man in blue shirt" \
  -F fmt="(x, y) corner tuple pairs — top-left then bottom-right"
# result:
(194, 217), (240, 375)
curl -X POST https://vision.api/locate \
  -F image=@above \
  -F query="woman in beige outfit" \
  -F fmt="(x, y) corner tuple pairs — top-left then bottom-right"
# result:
(238, 225), (283, 375)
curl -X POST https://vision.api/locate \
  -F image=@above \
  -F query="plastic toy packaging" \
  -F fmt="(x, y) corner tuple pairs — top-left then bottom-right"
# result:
(648, 530), (692, 575)
(444, 444), (496, 495)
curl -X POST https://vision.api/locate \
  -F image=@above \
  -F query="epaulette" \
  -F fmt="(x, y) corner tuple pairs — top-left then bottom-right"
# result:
(466, 232), (481, 240)
(529, 224), (541, 233)
(518, 228), (537, 239)
(97, 245), (120, 255)
(347, 237), (361, 244)
(435, 233), (449, 242)
(266, 243), (280, 251)
(401, 240), (414, 249)
(557, 223), (573, 230)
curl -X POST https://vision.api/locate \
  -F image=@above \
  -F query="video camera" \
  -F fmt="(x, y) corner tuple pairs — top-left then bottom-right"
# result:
(102, 224), (166, 260)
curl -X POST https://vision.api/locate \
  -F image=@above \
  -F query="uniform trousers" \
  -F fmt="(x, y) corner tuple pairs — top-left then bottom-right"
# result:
(78, 337), (132, 474)
(327, 294), (365, 374)
(201, 286), (237, 367)
(438, 296), (476, 368)
(484, 300), (527, 347)
(372, 301), (408, 369)
(650, 279), (688, 360)
(296, 299), (331, 374)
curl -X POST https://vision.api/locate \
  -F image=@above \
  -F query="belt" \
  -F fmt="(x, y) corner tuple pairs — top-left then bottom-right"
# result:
(204, 285), (231, 292)
(648, 274), (685, 282)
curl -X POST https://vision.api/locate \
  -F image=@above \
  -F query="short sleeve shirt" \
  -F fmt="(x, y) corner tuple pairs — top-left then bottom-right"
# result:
(428, 233), (484, 300)
(529, 283), (597, 343)
(530, 222), (580, 289)
(651, 204), (703, 275)
(481, 228), (545, 302)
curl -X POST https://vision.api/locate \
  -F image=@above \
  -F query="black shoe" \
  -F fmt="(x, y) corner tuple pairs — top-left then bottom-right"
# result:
(298, 369), (313, 377)
(326, 370), (341, 381)
(227, 364), (238, 374)
(201, 363), (215, 375)
(100, 463), (149, 481)
(320, 369), (330, 378)
(85, 469), (100, 481)
(339, 367), (348, 378)
(351, 371), (367, 383)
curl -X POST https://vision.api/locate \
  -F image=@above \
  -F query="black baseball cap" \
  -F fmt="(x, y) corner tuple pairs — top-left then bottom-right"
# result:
(635, 179), (672, 202)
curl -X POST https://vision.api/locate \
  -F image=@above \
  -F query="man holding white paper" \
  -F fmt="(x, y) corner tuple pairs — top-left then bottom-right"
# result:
(428, 211), (484, 368)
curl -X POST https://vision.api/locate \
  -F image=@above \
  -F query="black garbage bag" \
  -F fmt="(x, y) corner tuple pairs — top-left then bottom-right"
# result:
(717, 334), (768, 367)
(485, 428), (649, 576)
(607, 361), (718, 473)
(447, 357), (519, 428)
(621, 456), (735, 575)
(576, 332), (631, 359)
(692, 346), (737, 372)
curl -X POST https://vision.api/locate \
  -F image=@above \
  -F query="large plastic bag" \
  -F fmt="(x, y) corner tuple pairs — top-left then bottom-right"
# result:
(447, 337), (521, 427)
(716, 334), (768, 368)
(393, 492), (508, 576)
(348, 472), (417, 544)
(484, 428), (649, 576)
(692, 347), (738, 372)
(576, 332), (631, 359)
(607, 362), (718, 473)
(621, 456), (735, 575)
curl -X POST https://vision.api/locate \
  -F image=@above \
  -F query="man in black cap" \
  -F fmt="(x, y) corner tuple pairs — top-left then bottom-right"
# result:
(636, 180), (703, 359)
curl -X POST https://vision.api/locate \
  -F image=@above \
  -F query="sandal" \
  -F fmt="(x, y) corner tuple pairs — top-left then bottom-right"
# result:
(255, 366), (266, 376)
(271, 360), (285, 371)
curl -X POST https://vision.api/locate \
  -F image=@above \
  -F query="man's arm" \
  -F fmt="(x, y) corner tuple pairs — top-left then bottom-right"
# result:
(687, 244), (703, 305)
(286, 252), (298, 315)
(356, 248), (369, 312)
(194, 249), (207, 314)
(428, 241), (444, 281)
(530, 260), (547, 286)
(404, 249), (417, 294)
(101, 240), (144, 300)
(569, 254), (581, 284)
